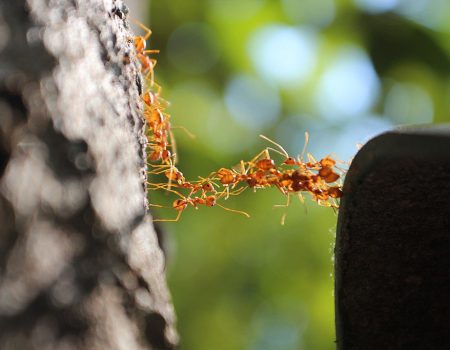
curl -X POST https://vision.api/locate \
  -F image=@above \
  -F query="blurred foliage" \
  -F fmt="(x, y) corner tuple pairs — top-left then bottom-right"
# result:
(141, 0), (450, 349)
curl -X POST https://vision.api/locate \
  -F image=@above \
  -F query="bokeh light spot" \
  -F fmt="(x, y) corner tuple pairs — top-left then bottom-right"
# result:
(276, 114), (393, 161)
(168, 80), (217, 134)
(384, 82), (434, 124)
(314, 46), (380, 121)
(208, 0), (266, 21)
(353, 0), (399, 14)
(250, 317), (300, 350)
(224, 74), (280, 131)
(248, 25), (319, 87)
(396, 0), (450, 30)
(281, 0), (335, 27)
(168, 80), (253, 156)
(206, 102), (254, 154)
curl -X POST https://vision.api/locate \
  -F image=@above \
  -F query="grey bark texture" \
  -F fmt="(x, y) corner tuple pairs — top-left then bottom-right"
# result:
(0, 0), (178, 349)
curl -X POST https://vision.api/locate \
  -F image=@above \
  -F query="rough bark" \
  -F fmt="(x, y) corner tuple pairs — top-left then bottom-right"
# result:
(335, 126), (450, 350)
(0, 0), (177, 349)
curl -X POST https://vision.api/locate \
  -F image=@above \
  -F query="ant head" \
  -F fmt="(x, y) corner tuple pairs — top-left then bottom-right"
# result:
(320, 156), (336, 168)
(324, 172), (340, 183)
(247, 178), (257, 188)
(284, 157), (296, 165)
(205, 196), (216, 207)
(149, 151), (162, 161)
(202, 182), (214, 192)
(134, 36), (146, 52)
(162, 150), (171, 162)
(173, 199), (187, 211)
(328, 187), (343, 198)
(143, 92), (154, 106)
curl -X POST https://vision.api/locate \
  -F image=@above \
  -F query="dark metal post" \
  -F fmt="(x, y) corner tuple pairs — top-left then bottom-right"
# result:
(335, 125), (450, 349)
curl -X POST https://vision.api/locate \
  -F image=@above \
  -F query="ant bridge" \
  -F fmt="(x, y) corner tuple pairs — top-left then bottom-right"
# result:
(335, 125), (450, 349)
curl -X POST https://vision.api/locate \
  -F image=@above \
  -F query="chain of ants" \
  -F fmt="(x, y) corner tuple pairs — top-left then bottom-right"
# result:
(133, 21), (344, 223)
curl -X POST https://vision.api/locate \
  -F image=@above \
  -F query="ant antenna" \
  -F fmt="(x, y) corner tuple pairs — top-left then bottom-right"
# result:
(259, 134), (289, 158)
(300, 131), (309, 161)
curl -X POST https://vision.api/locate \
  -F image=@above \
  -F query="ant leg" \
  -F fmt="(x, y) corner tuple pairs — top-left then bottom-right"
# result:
(273, 184), (288, 196)
(331, 201), (339, 214)
(149, 81), (163, 96)
(298, 193), (308, 214)
(247, 148), (272, 170)
(273, 194), (291, 225)
(240, 160), (248, 175)
(146, 69), (155, 87)
(146, 181), (168, 190)
(249, 149), (270, 164)
(215, 187), (225, 200)
(146, 183), (186, 199)
(168, 130), (178, 165)
(274, 193), (291, 208)
(316, 199), (328, 207)
(229, 186), (248, 196)
(146, 181), (174, 189)
(145, 59), (158, 86)
(307, 153), (318, 165)
(149, 203), (166, 208)
(280, 212), (287, 226)
(165, 185), (186, 199)
(146, 162), (171, 169)
(171, 125), (196, 139)
(147, 169), (167, 175)
(224, 186), (230, 200)
(153, 209), (183, 222)
(147, 166), (171, 175)
(334, 165), (348, 175)
(207, 178), (221, 189)
(134, 19), (153, 41)
(165, 157), (175, 190)
(216, 203), (250, 218)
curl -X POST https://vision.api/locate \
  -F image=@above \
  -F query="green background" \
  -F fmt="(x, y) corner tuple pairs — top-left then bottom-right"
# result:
(141, 0), (450, 348)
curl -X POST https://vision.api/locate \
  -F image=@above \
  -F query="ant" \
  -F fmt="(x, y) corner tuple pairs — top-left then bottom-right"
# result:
(132, 19), (160, 85)
(134, 39), (191, 175)
(151, 190), (250, 222)
(134, 20), (346, 224)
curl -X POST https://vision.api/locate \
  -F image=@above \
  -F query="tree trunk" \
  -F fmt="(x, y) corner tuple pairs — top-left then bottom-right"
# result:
(0, 0), (177, 349)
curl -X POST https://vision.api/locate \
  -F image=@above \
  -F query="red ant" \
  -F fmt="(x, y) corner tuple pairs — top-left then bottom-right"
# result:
(151, 190), (250, 222)
(133, 20), (160, 85)
(134, 20), (345, 224)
